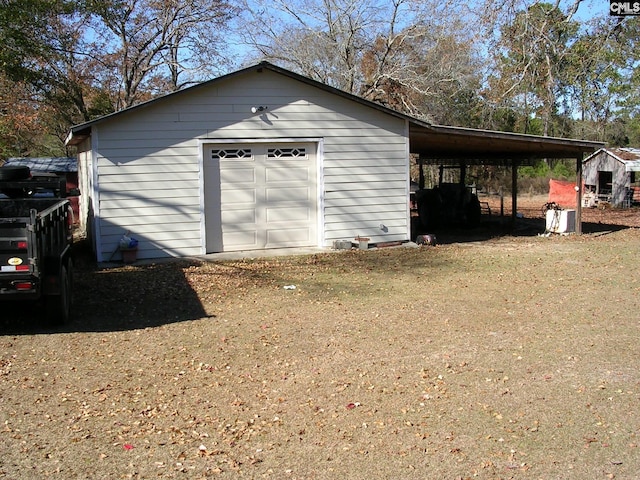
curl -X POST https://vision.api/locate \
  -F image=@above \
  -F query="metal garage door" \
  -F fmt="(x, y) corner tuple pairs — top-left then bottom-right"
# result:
(204, 143), (318, 252)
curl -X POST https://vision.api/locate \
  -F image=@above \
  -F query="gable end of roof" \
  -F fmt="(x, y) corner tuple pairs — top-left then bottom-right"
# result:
(65, 61), (419, 146)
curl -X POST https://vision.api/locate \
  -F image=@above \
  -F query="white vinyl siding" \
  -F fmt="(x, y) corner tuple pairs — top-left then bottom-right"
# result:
(90, 68), (409, 260)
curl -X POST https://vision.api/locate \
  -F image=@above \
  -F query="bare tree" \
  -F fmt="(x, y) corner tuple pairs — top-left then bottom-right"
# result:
(237, 0), (481, 124)
(359, 9), (482, 123)
(87, 0), (238, 109)
(238, 0), (384, 93)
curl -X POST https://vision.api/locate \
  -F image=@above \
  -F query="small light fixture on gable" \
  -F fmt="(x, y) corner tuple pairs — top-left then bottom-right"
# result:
(251, 106), (267, 114)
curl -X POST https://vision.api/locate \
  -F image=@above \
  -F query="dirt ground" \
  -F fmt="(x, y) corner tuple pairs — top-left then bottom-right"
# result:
(483, 193), (640, 229)
(410, 193), (640, 246)
(1, 198), (639, 479)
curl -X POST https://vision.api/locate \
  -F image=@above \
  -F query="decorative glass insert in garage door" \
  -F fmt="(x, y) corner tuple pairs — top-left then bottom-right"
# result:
(267, 147), (307, 159)
(210, 148), (253, 160)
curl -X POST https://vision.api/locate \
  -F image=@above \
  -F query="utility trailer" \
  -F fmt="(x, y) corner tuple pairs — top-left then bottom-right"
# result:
(0, 166), (74, 324)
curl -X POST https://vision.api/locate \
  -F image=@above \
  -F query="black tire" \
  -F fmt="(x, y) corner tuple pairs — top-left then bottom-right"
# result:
(418, 200), (430, 229)
(45, 261), (73, 325)
(0, 166), (31, 181)
(466, 196), (482, 227)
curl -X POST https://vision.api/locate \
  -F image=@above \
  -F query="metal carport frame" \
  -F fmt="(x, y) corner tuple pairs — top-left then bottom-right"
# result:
(407, 121), (604, 233)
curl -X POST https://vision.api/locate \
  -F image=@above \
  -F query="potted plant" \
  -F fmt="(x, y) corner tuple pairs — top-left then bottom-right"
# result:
(119, 232), (139, 263)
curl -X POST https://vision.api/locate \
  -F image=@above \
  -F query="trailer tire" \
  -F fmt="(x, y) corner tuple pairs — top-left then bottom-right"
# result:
(0, 166), (31, 181)
(46, 261), (72, 325)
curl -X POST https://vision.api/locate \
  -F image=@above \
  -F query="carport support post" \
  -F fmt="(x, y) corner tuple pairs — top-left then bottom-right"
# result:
(511, 159), (519, 226)
(575, 155), (583, 235)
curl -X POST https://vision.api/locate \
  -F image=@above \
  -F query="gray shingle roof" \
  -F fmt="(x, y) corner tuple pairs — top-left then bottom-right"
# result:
(5, 157), (77, 173)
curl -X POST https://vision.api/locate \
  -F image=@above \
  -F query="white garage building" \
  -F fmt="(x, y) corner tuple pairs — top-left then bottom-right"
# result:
(66, 62), (601, 261)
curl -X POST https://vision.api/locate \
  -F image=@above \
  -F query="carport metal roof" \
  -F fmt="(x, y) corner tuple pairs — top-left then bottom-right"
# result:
(408, 122), (603, 163)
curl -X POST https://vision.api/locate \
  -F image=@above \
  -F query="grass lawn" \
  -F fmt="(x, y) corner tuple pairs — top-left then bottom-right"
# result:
(1, 229), (639, 479)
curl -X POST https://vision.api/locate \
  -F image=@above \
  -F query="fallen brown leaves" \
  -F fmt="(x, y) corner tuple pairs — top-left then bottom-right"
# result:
(1, 227), (640, 478)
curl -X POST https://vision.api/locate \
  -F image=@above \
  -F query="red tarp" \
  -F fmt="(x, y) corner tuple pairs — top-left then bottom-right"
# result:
(548, 179), (581, 207)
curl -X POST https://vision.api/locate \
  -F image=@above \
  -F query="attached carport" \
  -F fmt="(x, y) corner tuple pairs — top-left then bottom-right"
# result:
(407, 121), (604, 234)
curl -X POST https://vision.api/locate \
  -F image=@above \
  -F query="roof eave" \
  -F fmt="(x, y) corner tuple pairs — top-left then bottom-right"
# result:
(410, 123), (603, 162)
(65, 127), (91, 146)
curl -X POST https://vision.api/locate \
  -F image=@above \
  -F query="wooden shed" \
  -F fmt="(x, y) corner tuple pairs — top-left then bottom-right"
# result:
(66, 62), (601, 261)
(582, 148), (640, 207)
